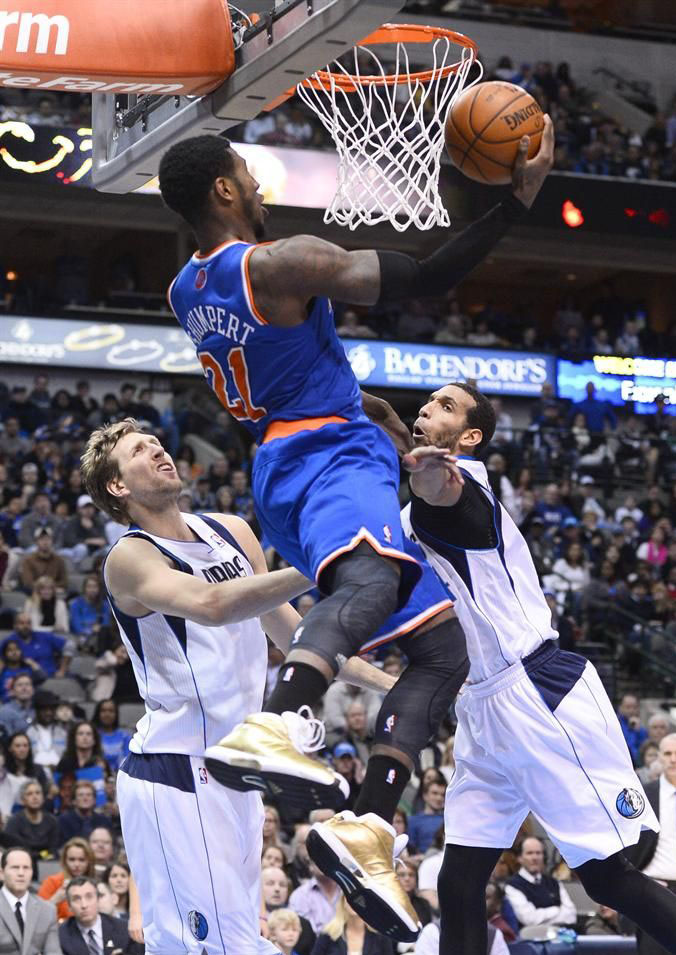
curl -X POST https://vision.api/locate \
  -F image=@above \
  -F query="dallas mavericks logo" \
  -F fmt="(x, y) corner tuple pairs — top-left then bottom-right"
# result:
(188, 910), (208, 941)
(188, 909), (209, 942)
(616, 788), (645, 819)
(346, 343), (376, 382)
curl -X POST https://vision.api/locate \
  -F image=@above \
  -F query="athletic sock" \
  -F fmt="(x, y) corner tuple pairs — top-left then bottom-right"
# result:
(353, 754), (412, 824)
(264, 661), (329, 716)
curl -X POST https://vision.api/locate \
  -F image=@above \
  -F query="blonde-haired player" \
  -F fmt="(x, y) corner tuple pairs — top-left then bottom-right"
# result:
(81, 418), (393, 955)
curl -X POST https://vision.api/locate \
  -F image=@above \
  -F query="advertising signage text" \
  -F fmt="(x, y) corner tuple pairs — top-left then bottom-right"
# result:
(344, 340), (555, 396)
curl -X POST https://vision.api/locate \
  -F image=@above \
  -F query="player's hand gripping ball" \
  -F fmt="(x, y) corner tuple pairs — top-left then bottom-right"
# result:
(445, 81), (545, 184)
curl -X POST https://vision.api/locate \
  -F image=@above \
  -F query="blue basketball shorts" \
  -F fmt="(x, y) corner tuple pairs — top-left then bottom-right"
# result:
(252, 419), (422, 610)
(362, 534), (454, 654)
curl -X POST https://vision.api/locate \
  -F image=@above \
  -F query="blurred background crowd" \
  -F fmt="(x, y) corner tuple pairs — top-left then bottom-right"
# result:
(0, 371), (673, 950)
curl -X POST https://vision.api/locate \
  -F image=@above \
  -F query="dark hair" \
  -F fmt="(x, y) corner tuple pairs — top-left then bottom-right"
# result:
(5, 732), (38, 777)
(93, 699), (119, 730)
(66, 875), (98, 899)
(1, 846), (32, 869)
(159, 135), (235, 227)
(57, 721), (105, 773)
(1, 640), (24, 664)
(454, 383), (496, 454)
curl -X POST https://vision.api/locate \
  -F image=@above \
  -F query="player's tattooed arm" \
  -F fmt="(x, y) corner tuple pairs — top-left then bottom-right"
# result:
(106, 536), (313, 627)
(403, 446), (465, 507)
(360, 391), (413, 455)
(248, 236), (381, 322)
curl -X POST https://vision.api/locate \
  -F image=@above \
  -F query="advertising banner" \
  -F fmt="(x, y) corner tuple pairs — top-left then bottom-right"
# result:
(1, 317), (556, 397)
(343, 339), (555, 396)
(558, 355), (676, 414)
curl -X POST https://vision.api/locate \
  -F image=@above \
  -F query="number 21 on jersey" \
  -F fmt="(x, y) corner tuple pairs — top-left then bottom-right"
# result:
(199, 347), (266, 423)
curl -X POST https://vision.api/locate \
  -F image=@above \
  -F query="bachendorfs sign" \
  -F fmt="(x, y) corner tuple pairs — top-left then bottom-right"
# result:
(0, 0), (235, 95)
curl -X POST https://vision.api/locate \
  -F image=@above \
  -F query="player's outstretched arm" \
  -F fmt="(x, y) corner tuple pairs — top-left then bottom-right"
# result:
(403, 447), (465, 508)
(248, 117), (554, 317)
(105, 536), (313, 627)
(224, 515), (397, 695)
(360, 391), (413, 455)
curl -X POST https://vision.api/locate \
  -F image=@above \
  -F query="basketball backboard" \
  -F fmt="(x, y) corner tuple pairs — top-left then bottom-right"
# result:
(91, 0), (406, 193)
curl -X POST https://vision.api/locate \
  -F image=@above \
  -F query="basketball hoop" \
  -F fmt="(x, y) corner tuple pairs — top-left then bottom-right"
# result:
(296, 24), (480, 232)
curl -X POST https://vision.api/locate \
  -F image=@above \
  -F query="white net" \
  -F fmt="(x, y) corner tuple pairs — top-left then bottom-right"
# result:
(296, 28), (480, 231)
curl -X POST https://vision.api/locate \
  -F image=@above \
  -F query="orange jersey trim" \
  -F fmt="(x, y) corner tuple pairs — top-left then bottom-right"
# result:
(192, 238), (242, 261)
(359, 600), (454, 653)
(315, 527), (420, 586)
(242, 245), (269, 325)
(263, 416), (348, 443)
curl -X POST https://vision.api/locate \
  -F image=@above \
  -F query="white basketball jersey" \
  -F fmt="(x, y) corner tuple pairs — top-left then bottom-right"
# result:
(402, 457), (557, 683)
(103, 513), (268, 756)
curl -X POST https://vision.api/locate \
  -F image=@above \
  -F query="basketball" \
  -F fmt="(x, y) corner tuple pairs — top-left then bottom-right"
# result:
(445, 81), (545, 185)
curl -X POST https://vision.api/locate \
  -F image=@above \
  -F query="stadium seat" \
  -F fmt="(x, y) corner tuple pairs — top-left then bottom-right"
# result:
(37, 858), (62, 881)
(68, 654), (97, 682)
(119, 702), (145, 731)
(41, 676), (86, 702)
(0, 591), (27, 614)
(564, 880), (599, 916)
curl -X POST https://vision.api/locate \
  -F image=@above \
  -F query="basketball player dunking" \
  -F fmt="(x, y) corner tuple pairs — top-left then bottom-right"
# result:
(363, 385), (676, 955)
(80, 419), (395, 955)
(158, 120), (552, 941)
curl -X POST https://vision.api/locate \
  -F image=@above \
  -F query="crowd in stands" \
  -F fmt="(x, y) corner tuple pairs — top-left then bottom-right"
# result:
(2, 51), (676, 188)
(332, 285), (676, 362)
(0, 91), (91, 128)
(0, 372), (673, 951)
(483, 57), (676, 183)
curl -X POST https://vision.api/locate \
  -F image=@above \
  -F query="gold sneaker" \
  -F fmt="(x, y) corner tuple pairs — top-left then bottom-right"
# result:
(307, 811), (422, 942)
(204, 708), (349, 810)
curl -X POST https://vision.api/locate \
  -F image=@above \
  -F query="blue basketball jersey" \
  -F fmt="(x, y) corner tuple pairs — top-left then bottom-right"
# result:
(168, 239), (364, 443)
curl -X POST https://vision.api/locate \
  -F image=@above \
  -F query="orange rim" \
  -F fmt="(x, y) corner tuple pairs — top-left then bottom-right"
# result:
(299, 23), (478, 93)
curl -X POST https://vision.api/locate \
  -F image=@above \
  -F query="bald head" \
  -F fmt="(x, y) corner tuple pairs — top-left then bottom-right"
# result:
(659, 733), (676, 785)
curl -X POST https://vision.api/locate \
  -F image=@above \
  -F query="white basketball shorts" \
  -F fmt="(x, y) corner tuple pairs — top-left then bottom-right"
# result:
(444, 642), (659, 868)
(117, 752), (279, 955)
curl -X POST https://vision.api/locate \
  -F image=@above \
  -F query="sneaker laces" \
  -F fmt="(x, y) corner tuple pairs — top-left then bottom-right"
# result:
(284, 705), (326, 754)
(393, 834), (409, 872)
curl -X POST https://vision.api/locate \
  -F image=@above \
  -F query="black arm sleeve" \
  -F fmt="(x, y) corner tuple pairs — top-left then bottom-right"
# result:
(410, 484), (498, 550)
(376, 194), (528, 303)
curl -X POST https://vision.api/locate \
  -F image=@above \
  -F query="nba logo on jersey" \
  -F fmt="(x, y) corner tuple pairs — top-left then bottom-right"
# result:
(195, 268), (207, 290)
(384, 714), (397, 733)
(386, 769), (397, 785)
(198, 767), (208, 785)
(383, 524), (392, 544)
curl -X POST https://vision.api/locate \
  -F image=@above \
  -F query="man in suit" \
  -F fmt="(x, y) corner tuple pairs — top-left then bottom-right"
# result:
(627, 733), (676, 955)
(0, 846), (61, 955)
(58, 878), (142, 955)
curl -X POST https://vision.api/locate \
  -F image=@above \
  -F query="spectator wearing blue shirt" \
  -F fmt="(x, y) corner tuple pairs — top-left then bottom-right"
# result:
(68, 575), (111, 650)
(616, 693), (648, 765)
(0, 672), (36, 737)
(568, 382), (617, 433)
(0, 640), (46, 702)
(535, 484), (574, 530)
(2, 611), (69, 678)
(407, 779), (446, 854)
(92, 700), (131, 773)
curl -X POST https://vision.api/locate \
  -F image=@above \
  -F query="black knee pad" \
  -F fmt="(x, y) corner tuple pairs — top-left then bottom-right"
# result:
(293, 544), (400, 674)
(374, 617), (469, 761)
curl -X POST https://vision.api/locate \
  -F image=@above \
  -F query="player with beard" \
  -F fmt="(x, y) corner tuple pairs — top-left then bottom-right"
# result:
(157, 130), (552, 941)
(363, 383), (676, 955)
